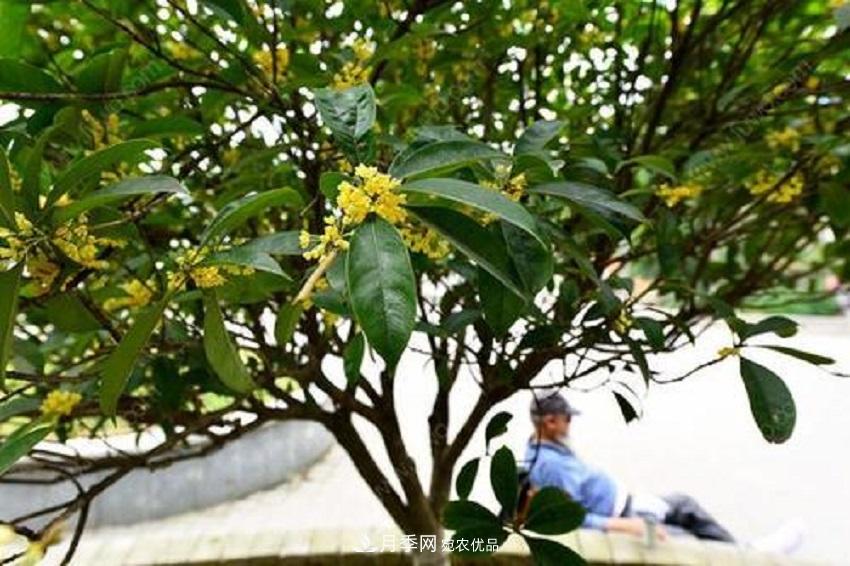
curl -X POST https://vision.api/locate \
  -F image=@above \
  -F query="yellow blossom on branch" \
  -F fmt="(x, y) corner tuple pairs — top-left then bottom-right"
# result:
(765, 127), (801, 152)
(190, 265), (227, 288)
(103, 279), (154, 311)
(52, 215), (124, 270)
(26, 254), (60, 296)
(746, 171), (804, 204)
(400, 223), (450, 260)
(253, 45), (290, 82)
(41, 390), (82, 418)
(717, 346), (740, 358)
(656, 182), (703, 207)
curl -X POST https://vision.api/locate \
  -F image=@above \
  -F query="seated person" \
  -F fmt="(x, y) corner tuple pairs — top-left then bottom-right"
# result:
(524, 392), (802, 553)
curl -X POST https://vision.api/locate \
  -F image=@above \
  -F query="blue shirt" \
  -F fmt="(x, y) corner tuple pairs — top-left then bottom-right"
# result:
(524, 440), (617, 530)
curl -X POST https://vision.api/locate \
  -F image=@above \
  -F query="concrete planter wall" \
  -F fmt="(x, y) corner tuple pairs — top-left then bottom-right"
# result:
(0, 418), (333, 528)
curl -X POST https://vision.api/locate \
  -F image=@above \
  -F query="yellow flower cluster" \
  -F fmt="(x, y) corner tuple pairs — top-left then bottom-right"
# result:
(747, 171), (804, 204)
(167, 41), (195, 60)
(765, 127), (801, 152)
(717, 346), (740, 358)
(253, 45), (290, 82)
(400, 223), (450, 260)
(26, 254), (60, 296)
(332, 38), (374, 89)
(104, 279), (154, 311)
(503, 173), (527, 202)
(338, 165), (407, 226)
(613, 311), (633, 335)
(190, 265), (227, 288)
(52, 215), (124, 269)
(0, 213), (37, 264)
(81, 110), (120, 150)
(301, 217), (349, 261)
(656, 182), (703, 207)
(40, 390), (82, 418)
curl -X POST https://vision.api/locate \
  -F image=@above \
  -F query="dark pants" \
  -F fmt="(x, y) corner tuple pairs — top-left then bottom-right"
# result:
(662, 493), (735, 542)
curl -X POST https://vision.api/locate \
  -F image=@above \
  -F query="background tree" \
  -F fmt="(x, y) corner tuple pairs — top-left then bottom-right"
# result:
(0, 0), (848, 564)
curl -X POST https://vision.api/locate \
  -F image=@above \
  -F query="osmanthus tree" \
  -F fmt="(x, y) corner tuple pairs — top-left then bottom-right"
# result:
(0, 0), (848, 563)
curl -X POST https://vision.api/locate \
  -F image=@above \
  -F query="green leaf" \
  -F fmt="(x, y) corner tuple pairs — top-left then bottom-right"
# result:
(635, 317), (665, 350)
(203, 0), (246, 23)
(402, 178), (546, 245)
(313, 84), (375, 158)
(613, 391), (640, 424)
(74, 48), (128, 94)
(528, 182), (645, 221)
(740, 358), (796, 444)
(502, 221), (552, 294)
(0, 396), (40, 422)
(0, 2), (29, 58)
(616, 154), (677, 181)
(479, 267), (525, 336)
(100, 299), (168, 415)
(205, 246), (289, 279)
(390, 141), (506, 179)
(485, 411), (512, 452)
(345, 217), (416, 368)
(274, 303), (302, 346)
(0, 419), (55, 477)
(412, 207), (526, 298)
(739, 316), (798, 340)
(319, 171), (350, 201)
(0, 148), (14, 225)
(443, 500), (502, 531)
(490, 446), (518, 516)
(343, 332), (365, 385)
(54, 175), (188, 223)
(523, 535), (586, 566)
(201, 188), (303, 244)
(515, 120), (564, 155)
(242, 231), (309, 256)
(0, 59), (63, 98)
(0, 264), (22, 385)
(129, 117), (205, 139)
(756, 345), (834, 366)
(49, 140), (159, 204)
(456, 458), (479, 500)
(523, 487), (587, 535)
(203, 292), (256, 394)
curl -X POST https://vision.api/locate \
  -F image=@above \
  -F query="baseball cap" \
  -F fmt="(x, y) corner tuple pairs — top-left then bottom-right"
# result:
(529, 392), (581, 419)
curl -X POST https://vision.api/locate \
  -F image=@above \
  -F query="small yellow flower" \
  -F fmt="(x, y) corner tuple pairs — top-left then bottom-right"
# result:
(400, 223), (450, 260)
(504, 173), (527, 202)
(765, 127), (801, 152)
(253, 45), (290, 82)
(332, 62), (371, 89)
(337, 181), (371, 225)
(805, 76), (820, 90)
(746, 171), (804, 204)
(613, 311), (632, 335)
(14, 212), (33, 234)
(190, 265), (227, 288)
(303, 217), (350, 261)
(167, 41), (195, 61)
(41, 390), (82, 418)
(717, 346), (740, 358)
(26, 254), (60, 296)
(656, 183), (703, 207)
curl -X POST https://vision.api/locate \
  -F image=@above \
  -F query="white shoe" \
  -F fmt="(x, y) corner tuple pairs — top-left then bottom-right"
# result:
(749, 519), (806, 556)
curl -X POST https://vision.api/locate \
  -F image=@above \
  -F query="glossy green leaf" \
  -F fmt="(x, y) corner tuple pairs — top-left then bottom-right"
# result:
(343, 332), (365, 385)
(485, 411), (512, 452)
(529, 182), (645, 221)
(617, 154), (677, 181)
(412, 207), (526, 298)
(0, 2), (28, 58)
(390, 141), (506, 179)
(402, 178), (545, 245)
(0, 419), (55, 476)
(203, 292), (256, 394)
(515, 120), (564, 155)
(524, 487), (587, 535)
(54, 175), (187, 223)
(614, 391), (640, 424)
(74, 48), (127, 94)
(456, 458), (479, 500)
(49, 140), (159, 204)
(100, 299), (168, 415)
(490, 446), (518, 516)
(479, 267), (525, 336)
(0, 396), (40, 422)
(274, 302), (302, 346)
(523, 535), (586, 566)
(345, 217), (416, 368)
(201, 188), (303, 244)
(442, 500), (502, 532)
(130, 117), (205, 139)
(242, 231), (310, 256)
(740, 358), (796, 443)
(205, 246), (288, 279)
(0, 264), (22, 385)
(0, 59), (63, 96)
(756, 345), (834, 366)
(502, 221), (552, 294)
(739, 316), (798, 340)
(313, 84), (375, 158)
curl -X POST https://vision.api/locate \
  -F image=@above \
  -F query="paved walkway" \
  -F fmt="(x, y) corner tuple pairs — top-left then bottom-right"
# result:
(34, 315), (850, 565)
